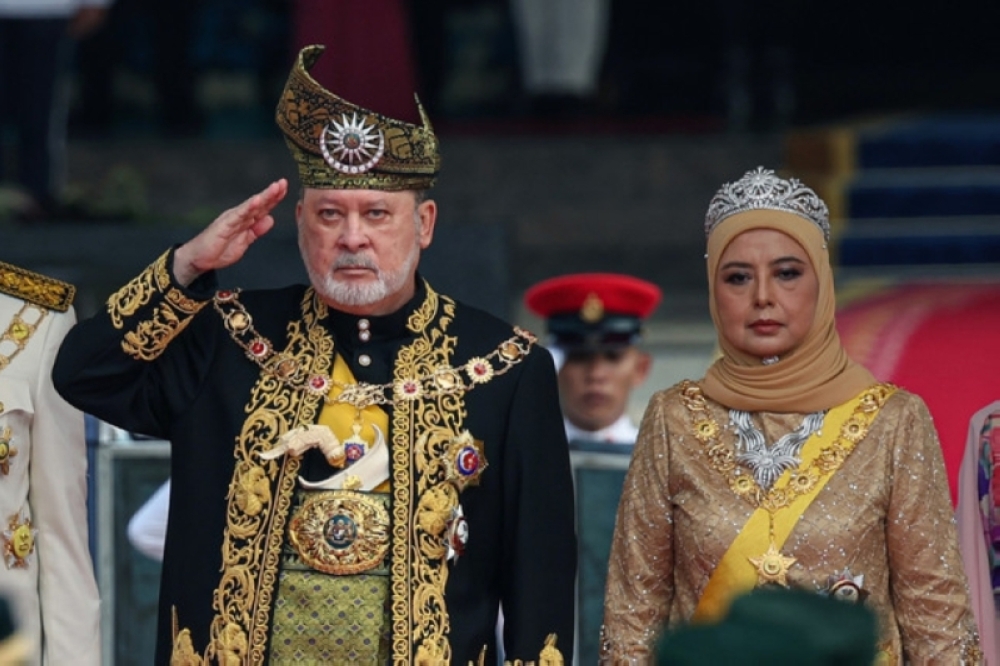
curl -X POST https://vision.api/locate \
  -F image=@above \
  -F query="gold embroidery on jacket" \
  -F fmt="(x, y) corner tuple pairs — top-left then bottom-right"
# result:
(115, 251), (208, 360)
(173, 289), (331, 665)
(108, 250), (166, 329)
(179, 284), (516, 664)
(472, 633), (565, 666)
(392, 285), (462, 664)
(170, 606), (203, 666)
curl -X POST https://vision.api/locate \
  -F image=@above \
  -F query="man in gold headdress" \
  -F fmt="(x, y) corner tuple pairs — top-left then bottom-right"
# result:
(52, 45), (576, 665)
(0, 262), (100, 663)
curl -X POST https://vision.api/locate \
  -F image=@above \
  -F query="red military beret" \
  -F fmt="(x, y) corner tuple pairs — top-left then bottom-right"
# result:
(524, 273), (662, 350)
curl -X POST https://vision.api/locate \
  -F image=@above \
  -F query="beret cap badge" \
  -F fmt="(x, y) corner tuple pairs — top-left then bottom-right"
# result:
(580, 293), (605, 323)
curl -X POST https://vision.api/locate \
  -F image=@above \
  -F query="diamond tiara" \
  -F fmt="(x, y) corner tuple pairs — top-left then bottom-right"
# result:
(704, 167), (830, 241)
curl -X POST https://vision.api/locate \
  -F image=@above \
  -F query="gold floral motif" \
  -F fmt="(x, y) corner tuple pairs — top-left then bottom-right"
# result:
(214, 622), (248, 665)
(121, 304), (183, 360)
(114, 251), (209, 359)
(706, 443), (735, 472)
(693, 419), (719, 442)
(789, 468), (819, 494)
(0, 260), (75, 312)
(234, 465), (271, 517)
(171, 607), (203, 666)
(730, 473), (757, 501)
(842, 415), (867, 443)
(465, 357), (494, 384)
(108, 250), (166, 329)
(166, 287), (204, 315)
(415, 482), (459, 560)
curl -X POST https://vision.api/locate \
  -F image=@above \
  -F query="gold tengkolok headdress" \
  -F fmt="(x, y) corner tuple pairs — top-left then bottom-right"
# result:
(276, 45), (441, 191)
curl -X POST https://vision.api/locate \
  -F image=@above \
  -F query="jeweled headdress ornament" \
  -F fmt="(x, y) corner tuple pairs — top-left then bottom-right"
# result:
(705, 167), (830, 241)
(276, 45), (441, 191)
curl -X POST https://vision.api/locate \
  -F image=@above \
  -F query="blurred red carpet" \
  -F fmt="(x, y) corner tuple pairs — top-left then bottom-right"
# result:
(838, 282), (1000, 505)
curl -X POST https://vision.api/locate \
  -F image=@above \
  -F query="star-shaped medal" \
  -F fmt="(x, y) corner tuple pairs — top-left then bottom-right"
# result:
(749, 542), (796, 587)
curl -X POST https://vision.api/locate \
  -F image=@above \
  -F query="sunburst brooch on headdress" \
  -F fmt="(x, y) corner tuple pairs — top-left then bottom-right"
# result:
(320, 112), (386, 174)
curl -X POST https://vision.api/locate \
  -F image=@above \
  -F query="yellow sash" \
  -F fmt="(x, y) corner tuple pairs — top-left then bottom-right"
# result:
(317, 354), (390, 491)
(692, 386), (895, 622)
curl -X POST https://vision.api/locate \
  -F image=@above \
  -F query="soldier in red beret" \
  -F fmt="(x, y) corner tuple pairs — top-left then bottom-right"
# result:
(525, 273), (662, 445)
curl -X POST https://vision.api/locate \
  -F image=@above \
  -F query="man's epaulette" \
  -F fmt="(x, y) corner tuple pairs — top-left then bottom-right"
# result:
(0, 261), (75, 312)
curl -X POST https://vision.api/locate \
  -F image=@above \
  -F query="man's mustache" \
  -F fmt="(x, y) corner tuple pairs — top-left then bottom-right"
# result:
(333, 254), (378, 270)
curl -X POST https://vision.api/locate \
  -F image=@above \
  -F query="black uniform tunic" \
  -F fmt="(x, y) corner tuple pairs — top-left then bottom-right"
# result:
(52, 249), (576, 665)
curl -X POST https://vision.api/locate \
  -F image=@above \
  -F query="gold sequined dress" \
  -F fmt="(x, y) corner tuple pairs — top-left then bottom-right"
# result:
(600, 381), (982, 665)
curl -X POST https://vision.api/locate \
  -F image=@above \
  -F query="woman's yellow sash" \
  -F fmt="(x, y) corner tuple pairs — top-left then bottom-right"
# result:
(692, 385), (896, 623)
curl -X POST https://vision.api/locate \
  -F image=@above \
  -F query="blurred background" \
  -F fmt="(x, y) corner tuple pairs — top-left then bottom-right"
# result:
(4, 0), (1000, 662)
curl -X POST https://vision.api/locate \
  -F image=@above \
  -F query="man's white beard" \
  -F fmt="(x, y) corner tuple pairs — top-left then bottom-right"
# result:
(303, 242), (420, 308)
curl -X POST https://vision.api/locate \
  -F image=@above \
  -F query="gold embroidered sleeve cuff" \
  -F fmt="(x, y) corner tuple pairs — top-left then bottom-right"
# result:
(107, 249), (210, 361)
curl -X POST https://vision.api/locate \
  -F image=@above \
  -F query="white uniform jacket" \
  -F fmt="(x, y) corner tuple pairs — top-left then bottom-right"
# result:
(0, 264), (100, 665)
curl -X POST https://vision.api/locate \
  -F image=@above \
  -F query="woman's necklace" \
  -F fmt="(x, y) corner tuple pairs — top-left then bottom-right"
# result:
(729, 409), (826, 491)
(682, 381), (892, 587)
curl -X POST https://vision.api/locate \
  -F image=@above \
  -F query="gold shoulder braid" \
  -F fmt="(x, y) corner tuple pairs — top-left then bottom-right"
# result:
(108, 250), (208, 360)
(212, 288), (537, 410)
(0, 260), (74, 313)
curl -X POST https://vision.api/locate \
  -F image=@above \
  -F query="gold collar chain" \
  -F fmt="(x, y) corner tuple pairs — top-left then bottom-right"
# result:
(0, 302), (47, 374)
(680, 381), (891, 513)
(214, 290), (537, 410)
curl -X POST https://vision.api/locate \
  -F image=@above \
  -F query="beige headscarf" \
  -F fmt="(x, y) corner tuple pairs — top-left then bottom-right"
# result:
(699, 208), (875, 413)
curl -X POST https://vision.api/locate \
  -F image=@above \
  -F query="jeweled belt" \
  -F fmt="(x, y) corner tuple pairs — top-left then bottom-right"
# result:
(285, 488), (390, 576)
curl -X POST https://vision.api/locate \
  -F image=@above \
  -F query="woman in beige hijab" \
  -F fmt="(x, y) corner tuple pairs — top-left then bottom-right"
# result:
(600, 168), (982, 664)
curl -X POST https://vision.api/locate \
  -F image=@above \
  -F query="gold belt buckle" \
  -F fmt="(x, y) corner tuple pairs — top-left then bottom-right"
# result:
(288, 490), (389, 575)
